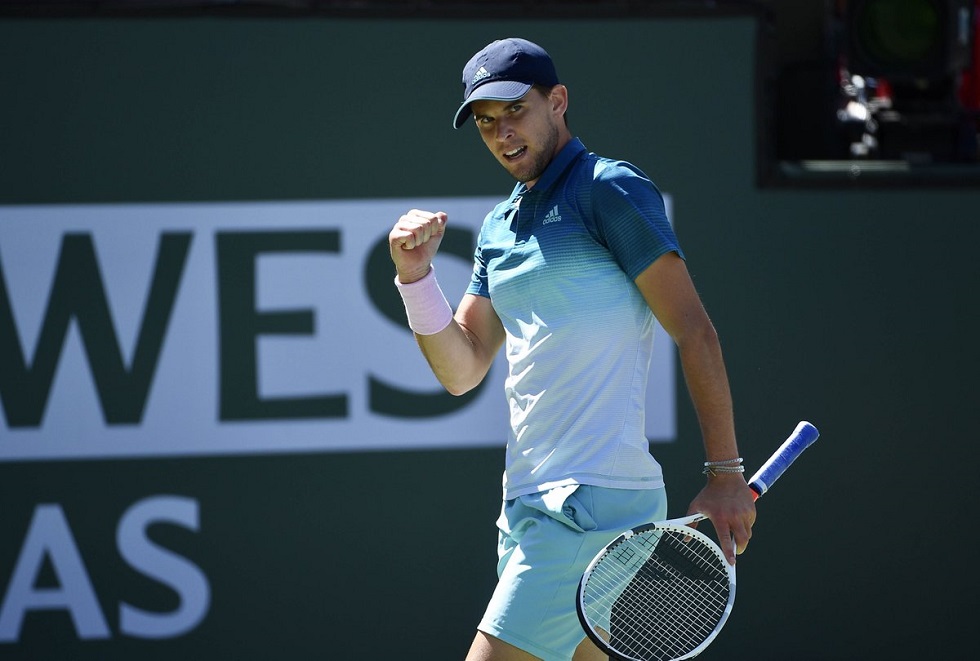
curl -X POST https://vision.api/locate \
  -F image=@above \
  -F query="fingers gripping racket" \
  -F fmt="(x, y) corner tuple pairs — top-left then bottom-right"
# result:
(576, 421), (820, 661)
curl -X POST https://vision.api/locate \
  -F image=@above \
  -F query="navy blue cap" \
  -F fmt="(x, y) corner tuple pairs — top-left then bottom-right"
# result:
(453, 38), (559, 129)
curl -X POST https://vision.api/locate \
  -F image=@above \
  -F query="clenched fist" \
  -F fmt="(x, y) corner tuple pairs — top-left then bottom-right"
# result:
(389, 209), (448, 284)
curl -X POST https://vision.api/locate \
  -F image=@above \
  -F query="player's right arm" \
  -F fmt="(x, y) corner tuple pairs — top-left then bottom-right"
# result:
(389, 209), (505, 396)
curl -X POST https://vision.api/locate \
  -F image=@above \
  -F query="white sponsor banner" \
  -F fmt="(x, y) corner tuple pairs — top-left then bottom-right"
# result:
(0, 198), (675, 462)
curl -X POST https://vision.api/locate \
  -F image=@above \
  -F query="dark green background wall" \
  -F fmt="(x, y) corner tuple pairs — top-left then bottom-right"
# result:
(1, 13), (978, 660)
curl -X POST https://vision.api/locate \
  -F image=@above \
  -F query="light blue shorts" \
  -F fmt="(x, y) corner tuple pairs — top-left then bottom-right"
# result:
(478, 485), (668, 660)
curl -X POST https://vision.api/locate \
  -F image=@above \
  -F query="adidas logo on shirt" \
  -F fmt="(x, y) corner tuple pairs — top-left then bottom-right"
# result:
(542, 205), (562, 224)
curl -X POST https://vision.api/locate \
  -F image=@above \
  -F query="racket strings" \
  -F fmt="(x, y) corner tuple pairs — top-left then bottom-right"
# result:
(581, 528), (732, 661)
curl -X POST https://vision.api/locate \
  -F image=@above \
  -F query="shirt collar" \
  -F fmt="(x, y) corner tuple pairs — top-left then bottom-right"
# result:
(512, 137), (586, 198)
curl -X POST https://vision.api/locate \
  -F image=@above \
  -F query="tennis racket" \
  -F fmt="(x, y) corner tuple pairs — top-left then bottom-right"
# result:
(576, 420), (820, 661)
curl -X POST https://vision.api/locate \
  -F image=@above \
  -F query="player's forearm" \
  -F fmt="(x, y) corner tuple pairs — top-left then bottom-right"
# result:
(676, 323), (739, 461)
(394, 264), (502, 395)
(416, 321), (494, 396)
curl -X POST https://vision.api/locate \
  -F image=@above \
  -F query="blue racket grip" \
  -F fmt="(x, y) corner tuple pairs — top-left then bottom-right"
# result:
(748, 421), (819, 498)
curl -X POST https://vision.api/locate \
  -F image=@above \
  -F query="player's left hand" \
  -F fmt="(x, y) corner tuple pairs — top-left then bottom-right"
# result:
(687, 473), (757, 565)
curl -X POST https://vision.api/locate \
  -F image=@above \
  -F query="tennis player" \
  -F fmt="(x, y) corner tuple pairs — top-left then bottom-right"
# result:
(389, 38), (757, 661)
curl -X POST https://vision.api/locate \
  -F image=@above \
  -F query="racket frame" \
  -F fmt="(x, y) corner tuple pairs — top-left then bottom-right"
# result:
(576, 513), (735, 661)
(575, 420), (820, 660)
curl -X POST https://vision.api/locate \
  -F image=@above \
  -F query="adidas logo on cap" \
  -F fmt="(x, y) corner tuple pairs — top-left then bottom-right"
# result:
(472, 66), (491, 85)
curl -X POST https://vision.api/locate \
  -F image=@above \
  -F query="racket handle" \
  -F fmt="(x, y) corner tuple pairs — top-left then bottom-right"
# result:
(748, 421), (819, 499)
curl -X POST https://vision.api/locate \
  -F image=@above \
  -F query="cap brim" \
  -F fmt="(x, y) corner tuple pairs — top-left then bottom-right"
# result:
(452, 80), (533, 129)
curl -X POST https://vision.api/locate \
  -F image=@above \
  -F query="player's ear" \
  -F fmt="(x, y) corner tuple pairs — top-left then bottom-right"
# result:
(550, 84), (569, 117)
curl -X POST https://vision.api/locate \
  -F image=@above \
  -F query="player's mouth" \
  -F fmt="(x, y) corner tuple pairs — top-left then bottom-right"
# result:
(503, 146), (527, 161)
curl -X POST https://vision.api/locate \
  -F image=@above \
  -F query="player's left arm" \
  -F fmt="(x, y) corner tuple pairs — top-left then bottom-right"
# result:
(634, 252), (757, 564)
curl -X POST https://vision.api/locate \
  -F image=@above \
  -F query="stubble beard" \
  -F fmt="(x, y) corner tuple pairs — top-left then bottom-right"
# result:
(509, 122), (560, 185)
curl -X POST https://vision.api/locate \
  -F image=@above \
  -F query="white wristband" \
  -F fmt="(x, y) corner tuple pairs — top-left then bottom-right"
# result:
(394, 265), (453, 335)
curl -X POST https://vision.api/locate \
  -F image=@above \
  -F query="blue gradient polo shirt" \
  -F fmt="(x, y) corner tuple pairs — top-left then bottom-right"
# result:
(467, 138), (684, 499)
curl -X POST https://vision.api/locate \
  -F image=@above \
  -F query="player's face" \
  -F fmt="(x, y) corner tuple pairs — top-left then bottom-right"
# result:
(470, 86), (568, 188)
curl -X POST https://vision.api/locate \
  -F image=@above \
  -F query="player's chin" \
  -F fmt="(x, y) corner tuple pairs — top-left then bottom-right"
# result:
(497, 155), (521, 173)
(502, 162), (541, 184)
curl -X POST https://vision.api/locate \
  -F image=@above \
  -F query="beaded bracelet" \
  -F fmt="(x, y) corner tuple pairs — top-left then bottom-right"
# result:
(702, 464), (746, 476)
(704, 457), (743, 467)
(703, 457), (745, 476)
